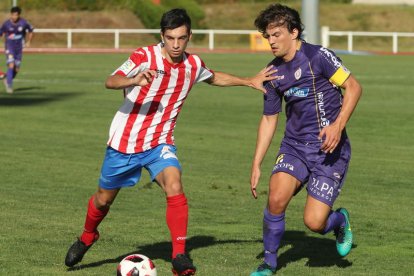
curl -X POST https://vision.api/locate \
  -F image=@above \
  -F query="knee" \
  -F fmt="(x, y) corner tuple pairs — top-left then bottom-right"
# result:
(94, 192), (114, 210)
(164, 180), (183, 196)
(303, 215), (325, 233)
(267, 194), (289, 215)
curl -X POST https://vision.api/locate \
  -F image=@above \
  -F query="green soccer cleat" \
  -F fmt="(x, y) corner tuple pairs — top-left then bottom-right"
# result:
(335, 208), (353, 257)
(250, 262), (276, 276)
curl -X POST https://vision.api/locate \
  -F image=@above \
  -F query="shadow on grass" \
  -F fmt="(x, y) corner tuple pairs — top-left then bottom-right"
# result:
(67, 231), (355, 272)
(0, 88), (79, 106)
(255, 230), (355, 271)
(67, 235), (261, 271)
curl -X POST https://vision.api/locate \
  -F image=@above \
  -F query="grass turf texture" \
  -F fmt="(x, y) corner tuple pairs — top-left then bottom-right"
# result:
(0, 52), (413, 275)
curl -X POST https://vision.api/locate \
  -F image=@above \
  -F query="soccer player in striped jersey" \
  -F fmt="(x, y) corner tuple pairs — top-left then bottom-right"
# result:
(249, 4), (362, 276)
(0, 6), (34, 94)
(65, 8), (277, 276)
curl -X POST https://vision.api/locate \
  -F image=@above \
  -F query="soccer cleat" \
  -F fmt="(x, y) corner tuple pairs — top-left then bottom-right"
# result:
(335, 208), (353, 257)
(65, 232), (99, 267)
(171, 254), (196, 276)
(3, 79), (12, 94)
(250, 262), (276, 276)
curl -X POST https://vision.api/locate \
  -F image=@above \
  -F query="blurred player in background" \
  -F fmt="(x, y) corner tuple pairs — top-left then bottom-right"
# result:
(64, 8), (276, 276)
(249, 4), (362, 275)
(0, 6), (34, 94)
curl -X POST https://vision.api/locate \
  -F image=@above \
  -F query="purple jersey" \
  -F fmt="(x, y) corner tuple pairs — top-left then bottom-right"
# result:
(0, 18), (34, 50)
(263, 42), (351, 143)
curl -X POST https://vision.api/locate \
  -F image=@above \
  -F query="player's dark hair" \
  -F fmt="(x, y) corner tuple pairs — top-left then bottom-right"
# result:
(11, 6), (21, 14)
(160, 8), (191, 34)
(254, 4), (304, 39)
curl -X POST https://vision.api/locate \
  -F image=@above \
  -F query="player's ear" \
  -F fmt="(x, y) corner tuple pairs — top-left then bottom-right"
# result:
(188, 31), (192, 41)
(291, 28), (299, 40)
(160, 32), (165, 45)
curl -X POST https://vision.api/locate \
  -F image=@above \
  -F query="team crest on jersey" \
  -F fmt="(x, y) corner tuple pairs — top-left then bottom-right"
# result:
(185, 70), (191, 81)
(294, 68), (302, 80)
(18, 26), (23, 32)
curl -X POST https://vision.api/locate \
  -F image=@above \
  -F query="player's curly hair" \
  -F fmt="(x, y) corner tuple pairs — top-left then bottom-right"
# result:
(11, 6), (22, 14)
(160, 8), (191, 35)
(254, 4), (304, 39)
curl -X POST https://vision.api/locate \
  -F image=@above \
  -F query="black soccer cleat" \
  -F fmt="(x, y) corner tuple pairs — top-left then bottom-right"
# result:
(172, 254), (196, 276)
(65, 238), (95, 267)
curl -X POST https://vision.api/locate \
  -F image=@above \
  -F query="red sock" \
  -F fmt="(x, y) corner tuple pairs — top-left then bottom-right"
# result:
(166, 193), (188, 259)
(80, 195), (109, 246)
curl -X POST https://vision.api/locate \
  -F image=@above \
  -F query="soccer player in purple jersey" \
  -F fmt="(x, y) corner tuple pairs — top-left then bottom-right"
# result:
(0, 6), (34, 94)
(249, 4), (362, 275)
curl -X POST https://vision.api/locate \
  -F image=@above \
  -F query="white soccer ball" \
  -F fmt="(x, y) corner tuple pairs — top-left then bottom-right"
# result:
(117, 254), (157, 276)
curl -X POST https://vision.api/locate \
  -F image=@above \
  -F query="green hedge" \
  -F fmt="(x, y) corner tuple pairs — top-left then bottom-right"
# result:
(194, 0), (351, 3)
(16, 0), (128, 11)
(131, 0), (206, 30)
(130, 0), (206, 41)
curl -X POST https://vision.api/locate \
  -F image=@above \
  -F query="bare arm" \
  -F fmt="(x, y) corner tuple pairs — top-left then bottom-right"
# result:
(319, 74), (362, 153)
(25, 32), (33, 47)
(204, 66), (277, 93)
(105, 69), (157, 90)
(250, 114), (279, 198)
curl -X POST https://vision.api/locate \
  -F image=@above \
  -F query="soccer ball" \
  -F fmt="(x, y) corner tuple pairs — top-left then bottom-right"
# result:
(117, 254), (157, 276)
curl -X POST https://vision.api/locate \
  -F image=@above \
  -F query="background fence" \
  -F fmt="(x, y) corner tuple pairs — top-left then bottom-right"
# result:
(32, 27), (414, 53)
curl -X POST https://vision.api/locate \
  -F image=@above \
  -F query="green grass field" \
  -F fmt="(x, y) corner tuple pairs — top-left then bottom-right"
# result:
(0, 52), (413, 275)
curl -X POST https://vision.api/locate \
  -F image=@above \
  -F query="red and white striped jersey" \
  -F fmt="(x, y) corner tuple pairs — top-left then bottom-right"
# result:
(107, 43), (214, 153)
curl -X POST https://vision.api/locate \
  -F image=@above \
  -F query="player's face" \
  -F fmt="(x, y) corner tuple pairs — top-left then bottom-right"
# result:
(10, 12), (20, 23)
(264, 23), (299, 61)
(161, 25), (192, 63)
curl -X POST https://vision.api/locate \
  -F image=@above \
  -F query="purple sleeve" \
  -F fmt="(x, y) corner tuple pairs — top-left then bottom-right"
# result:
(25, 20), (34, 32)
(263, 81), (282, 115)
(317, 47), (345, 79)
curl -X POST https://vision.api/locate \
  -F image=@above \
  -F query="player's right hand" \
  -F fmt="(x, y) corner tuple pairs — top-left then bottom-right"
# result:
(250, 166), (261, 199)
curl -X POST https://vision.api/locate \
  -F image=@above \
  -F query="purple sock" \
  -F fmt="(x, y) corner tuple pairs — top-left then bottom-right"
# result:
(321, 210), (345, 235)
(6, 68), (13, 87)
(263, 208), (285, 270)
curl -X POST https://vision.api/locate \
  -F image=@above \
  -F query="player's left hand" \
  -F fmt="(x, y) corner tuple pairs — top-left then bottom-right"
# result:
(250, 165), (261, 199)
(249, 66), (279, 93)
(25, 41), (31, 48)
(318, 121), (342, 154)
(133, 69), (158, 86)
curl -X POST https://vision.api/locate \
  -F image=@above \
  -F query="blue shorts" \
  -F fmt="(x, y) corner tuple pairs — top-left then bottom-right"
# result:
(99, 144), (181, 190)
(272, 137), (351, 207)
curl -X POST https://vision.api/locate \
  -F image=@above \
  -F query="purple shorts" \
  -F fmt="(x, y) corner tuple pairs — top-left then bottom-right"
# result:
(272, 137), (351, 206)
(5, 46), (23, 66)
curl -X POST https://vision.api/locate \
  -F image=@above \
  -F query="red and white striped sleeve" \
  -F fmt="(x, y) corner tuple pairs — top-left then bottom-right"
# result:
(193, 55), (214, 83)
(112, 48), (149, 78)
